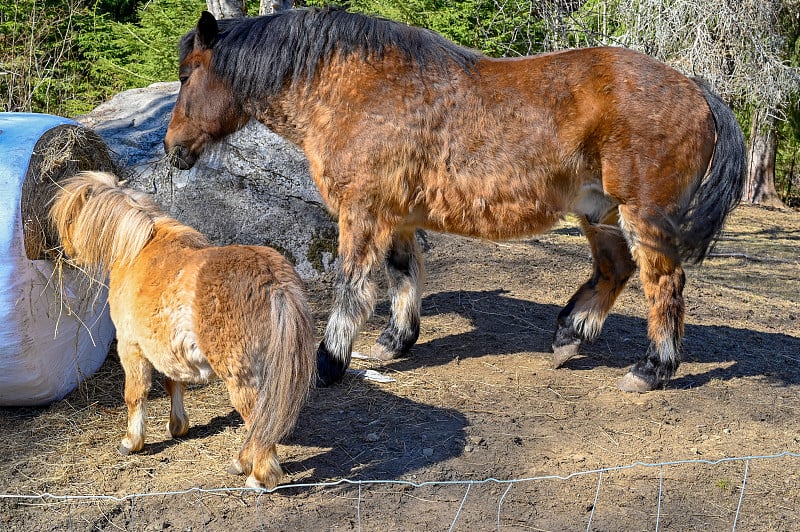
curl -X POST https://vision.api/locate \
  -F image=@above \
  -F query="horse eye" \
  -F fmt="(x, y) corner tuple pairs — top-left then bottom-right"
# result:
(179, 75), (189, 84)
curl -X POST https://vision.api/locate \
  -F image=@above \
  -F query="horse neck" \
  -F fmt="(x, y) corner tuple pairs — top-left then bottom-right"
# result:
(250, 86), (316, 147)
(250, 54), (393, 147)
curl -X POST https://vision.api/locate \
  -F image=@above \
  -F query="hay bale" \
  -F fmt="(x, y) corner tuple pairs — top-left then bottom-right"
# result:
(0, 112), (116, 406)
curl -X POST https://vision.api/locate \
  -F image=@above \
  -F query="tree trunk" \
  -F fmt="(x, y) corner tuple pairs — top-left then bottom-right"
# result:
(746, 108), (786, 208)
(205, 0), (246, 18)
(259, 0), (293, 15)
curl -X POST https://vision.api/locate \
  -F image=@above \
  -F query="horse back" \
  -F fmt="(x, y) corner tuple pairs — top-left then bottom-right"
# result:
(296, 46), (715, 239)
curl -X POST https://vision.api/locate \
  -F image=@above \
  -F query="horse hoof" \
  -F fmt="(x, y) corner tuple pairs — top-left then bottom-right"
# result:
(552, 342), (580, 368)
(369, 343), (399, 361)
(316, 342), (347, 387)
(617, 372), (656, 393)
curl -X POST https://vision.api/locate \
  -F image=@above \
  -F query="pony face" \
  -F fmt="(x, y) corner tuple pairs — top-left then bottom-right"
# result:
(50, 171), (158, 276)
(50, 184), (89, 264)
(164, 12), (242, 170)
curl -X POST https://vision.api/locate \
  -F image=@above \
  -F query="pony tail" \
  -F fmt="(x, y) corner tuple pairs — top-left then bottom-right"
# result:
(245, 282), (316, 460)
(678, 80), (747, 264)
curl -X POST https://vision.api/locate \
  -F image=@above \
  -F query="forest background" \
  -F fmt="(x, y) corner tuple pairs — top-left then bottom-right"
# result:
(1, 0), (799, 206)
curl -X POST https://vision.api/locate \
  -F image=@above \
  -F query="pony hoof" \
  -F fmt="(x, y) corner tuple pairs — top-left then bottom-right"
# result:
(166, 419), (189, 439)
(117, 444), (133, 456)
(227, 459), (244, 476)
(246, 474), (281, 491)
(618, 372), (656, 393)
(552, 342), (580, 368)
(369, 343), (399, 361)
(245, 471), (281, 491)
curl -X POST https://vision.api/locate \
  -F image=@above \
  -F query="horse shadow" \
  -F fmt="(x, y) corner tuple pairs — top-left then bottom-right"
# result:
(374, 289), (800, 388)
(279, 381), (468, 485)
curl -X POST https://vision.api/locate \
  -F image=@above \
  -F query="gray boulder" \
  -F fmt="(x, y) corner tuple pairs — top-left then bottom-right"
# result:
(78, 81), (338, 279)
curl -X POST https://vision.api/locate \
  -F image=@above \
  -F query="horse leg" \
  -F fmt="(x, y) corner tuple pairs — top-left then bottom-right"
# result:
(616, 205), (685, 392)
(317, 208), (396, 385)
(164, 378), (189, 438)
(117, 341), (153, 455)
(553, 213), (637, 367)
(370, 227), (423, 360)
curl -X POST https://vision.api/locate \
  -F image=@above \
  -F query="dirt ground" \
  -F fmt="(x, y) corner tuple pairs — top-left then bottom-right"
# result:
(1, 204), (798, 531)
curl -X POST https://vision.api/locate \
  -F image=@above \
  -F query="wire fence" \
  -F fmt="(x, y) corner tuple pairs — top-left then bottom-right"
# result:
(2, 451), (798, 531)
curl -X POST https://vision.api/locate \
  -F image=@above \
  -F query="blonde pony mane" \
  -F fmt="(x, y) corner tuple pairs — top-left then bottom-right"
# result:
(50, 171), (207, 275)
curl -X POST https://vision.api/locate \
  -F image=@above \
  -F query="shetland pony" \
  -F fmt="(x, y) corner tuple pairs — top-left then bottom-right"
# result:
(50, 171), (315, 489)
(164, 9), (746, 392)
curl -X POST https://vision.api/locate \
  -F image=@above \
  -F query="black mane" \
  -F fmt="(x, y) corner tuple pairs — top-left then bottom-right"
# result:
(179, 7), (479, 103)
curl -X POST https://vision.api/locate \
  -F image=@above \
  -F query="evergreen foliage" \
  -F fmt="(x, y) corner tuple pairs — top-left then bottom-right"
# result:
(1, 0), (797, 202)
(1, 0), (204, 116)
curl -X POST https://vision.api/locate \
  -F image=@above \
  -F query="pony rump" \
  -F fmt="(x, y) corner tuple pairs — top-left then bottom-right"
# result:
(50, 171), (206, 275)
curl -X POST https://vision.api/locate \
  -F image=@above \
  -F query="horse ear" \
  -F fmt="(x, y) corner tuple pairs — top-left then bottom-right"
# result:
(195, 11), (219, 50)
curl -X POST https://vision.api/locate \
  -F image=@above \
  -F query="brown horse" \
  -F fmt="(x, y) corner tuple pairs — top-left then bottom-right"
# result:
(50, 171), (316, 489)
(164, 8), (746, 392)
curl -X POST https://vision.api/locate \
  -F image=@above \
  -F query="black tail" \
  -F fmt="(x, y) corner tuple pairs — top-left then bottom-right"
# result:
(678, 79), (746, 264)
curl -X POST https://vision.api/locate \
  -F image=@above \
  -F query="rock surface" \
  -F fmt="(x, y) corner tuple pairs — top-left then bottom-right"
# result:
(78, 81), (337, 279)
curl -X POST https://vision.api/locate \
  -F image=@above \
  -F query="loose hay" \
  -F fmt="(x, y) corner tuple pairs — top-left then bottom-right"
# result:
(20, 125), (116, 260)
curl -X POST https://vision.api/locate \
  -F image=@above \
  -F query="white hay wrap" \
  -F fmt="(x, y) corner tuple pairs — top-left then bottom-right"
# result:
(0, 113), (115, 406)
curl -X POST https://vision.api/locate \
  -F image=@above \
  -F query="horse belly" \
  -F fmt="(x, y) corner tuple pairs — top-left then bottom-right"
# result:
(415, 163), (588, 240)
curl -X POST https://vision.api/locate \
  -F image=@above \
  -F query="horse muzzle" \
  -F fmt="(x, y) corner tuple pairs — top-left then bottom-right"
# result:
(164, 142), (198, 170)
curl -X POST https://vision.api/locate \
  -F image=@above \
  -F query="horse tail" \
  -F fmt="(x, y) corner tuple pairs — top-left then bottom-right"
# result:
(245, 279), (316, 452)
(677, 79), (746, 264)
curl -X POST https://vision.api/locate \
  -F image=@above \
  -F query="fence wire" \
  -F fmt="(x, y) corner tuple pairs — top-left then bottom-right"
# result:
(2, 451), (798, 531)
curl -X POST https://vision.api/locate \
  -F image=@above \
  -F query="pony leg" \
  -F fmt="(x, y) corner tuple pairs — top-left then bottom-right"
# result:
(225, 382), (258, 479)
(226, 388), (283, 489)
(617, 205), (686, 393)
(552, 214), (636, 367)
(246, 443), (283, 490)
(164, 378), (189, 438)
(117, 341), (153, 455)
(317, 209), (396, 386)
(370, 227), (423, 360)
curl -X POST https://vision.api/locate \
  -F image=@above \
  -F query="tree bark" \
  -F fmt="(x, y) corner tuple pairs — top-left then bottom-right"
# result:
(746, 108), (786, 208)
(259, 0), (293, 15)
(205, 0), (246, 18)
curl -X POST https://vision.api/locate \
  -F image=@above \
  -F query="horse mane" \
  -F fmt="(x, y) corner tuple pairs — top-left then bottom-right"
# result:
(50, 171), (208, 275)
(180, 7), (480, 104)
